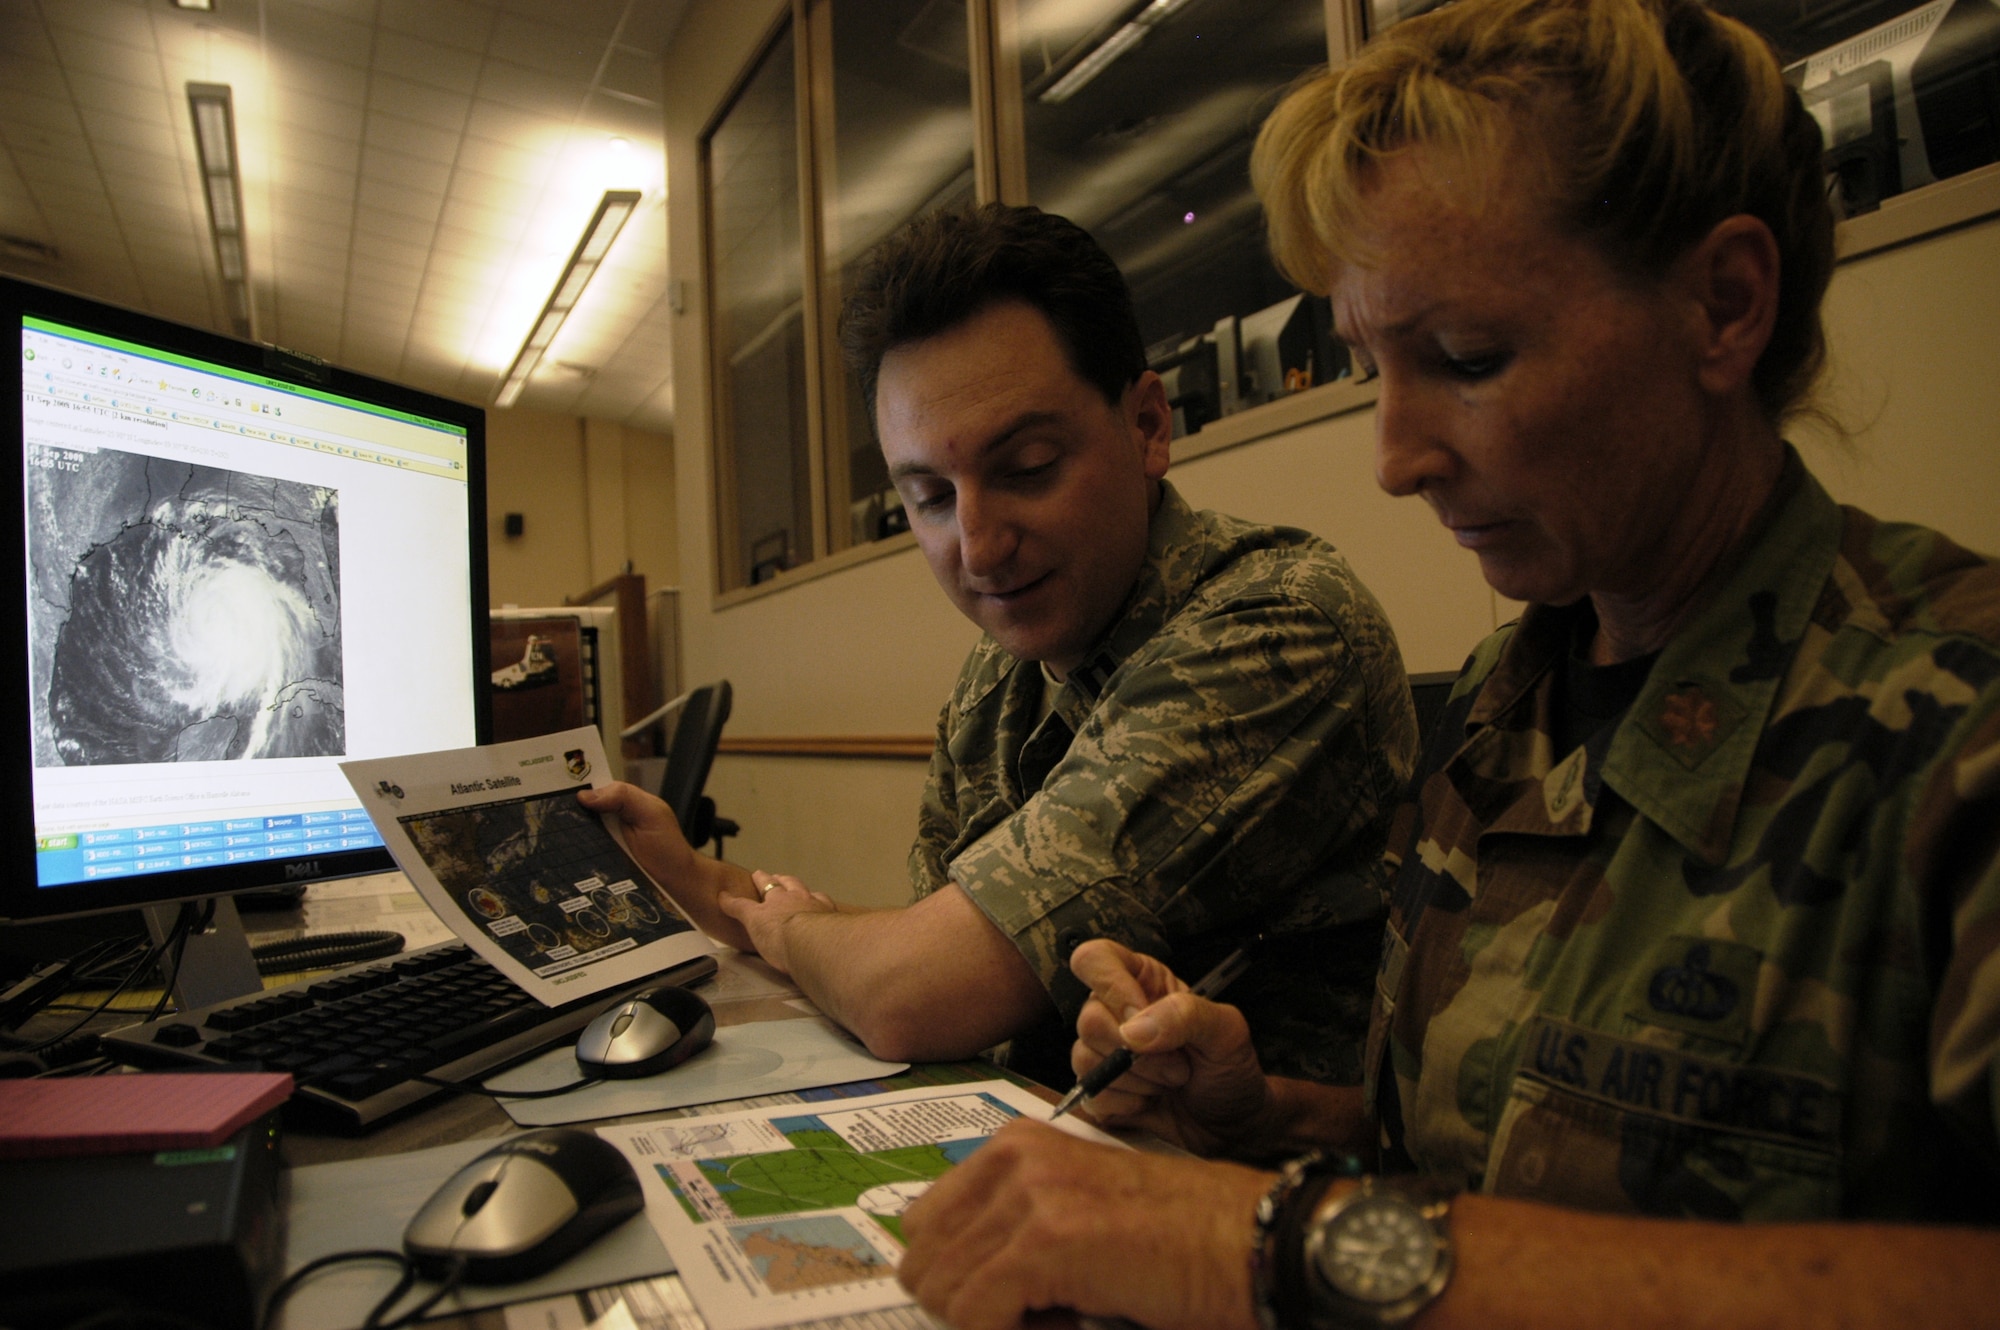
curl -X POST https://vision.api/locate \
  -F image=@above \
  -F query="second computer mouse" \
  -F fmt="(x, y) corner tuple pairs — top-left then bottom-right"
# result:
(404, 1128), (643, 1284)
(574, 983), (715, 1079)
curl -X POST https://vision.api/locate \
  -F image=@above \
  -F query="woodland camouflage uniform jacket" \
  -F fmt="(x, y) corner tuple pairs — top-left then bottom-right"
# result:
(912, 482), (1417, 1088)
(1370, 452), (2000, 1221)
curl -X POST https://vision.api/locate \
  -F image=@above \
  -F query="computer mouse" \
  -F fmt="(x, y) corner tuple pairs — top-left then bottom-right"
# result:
(574, 983), (715, 1079)
(403, 1128), (643, 1284)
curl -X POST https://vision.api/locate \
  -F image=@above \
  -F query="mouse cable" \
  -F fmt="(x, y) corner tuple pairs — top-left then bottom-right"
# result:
(257, 1249), (408, 1330)
(365, 1253), (469, 1330)
(410, 1070), (605, 1100)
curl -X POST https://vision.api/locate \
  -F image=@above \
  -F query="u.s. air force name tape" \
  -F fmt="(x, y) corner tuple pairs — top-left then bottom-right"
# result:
(1516, 1015), (1839, 1148)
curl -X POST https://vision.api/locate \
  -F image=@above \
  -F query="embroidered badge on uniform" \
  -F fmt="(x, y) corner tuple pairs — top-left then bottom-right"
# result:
(1624, 934), (1762, 1045)
(1636, 680), (1746, 771)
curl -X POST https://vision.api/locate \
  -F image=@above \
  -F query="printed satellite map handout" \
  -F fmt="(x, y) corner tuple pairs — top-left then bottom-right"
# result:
(597, 1081), (1121, 1330)
(341, 726), (714, 1005)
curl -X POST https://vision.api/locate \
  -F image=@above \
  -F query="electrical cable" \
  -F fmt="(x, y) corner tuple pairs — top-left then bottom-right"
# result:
(252, 930), (405, 975)
(137, 901), (211, 1028)
(257, 1249), (407, 1330)
(7, 917), (183, 1057)
(364, 1254), (467, 1330)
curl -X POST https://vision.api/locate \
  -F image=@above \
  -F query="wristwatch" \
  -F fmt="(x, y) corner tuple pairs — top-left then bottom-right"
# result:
(1252, 1154), (1453, 1329)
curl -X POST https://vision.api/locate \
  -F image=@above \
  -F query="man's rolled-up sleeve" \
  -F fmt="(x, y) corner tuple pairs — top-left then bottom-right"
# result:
(947, 592), (1405, 1021)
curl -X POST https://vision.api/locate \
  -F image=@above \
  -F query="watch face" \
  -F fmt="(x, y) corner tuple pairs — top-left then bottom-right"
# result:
(1314, 1194), (1440, 1304)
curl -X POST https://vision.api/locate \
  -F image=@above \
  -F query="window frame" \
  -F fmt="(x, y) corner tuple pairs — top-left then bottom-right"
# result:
(702, 0), (1996, 608)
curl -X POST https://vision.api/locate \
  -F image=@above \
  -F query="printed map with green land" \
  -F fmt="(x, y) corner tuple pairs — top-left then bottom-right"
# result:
(658, 1092), (1015, 1245)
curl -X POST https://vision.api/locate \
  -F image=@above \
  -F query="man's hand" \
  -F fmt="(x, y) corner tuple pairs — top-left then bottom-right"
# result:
(897, 1119), (1269, 1330)
(719, 871), (839, 975)
(1070, 938), (1277, 1155)
(576, 782), (756, 952)
(577, 780), (699, 882)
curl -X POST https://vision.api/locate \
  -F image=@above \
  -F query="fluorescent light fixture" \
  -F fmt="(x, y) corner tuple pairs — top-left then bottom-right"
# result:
(173, 0), (215, 10)
(494, 189), (641, 408)
(186, 82), (253, 338)
(1040, 0), (1197, 104)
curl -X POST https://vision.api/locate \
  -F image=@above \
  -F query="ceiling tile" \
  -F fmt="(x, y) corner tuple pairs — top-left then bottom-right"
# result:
(4, 90), (86, 138)
(363, 113), (461, 168)
(376, 0), (496, 54)
(28, 180), (116, 224)
(46, 25), (164, 89)
(474, 58), (583, 118)
(41, 1), (152, 44)
(272, 170), (356, 207)
(366, 75), (472, 134)
(426, 222), (499, 259)
(273, 253), (351, 289)
(271, 126), (365, 175)
(285, 0), (384, 26)
(599, 48), (660, 105)
(372, 31), (484, 98)
(1, 119), (88, 162)
(461, 96), (545, 147)
(276, 53), (371, 112)
(270, 102), (367, 159)
(618, 0), (693, 57)
(354, 180), (443, 227)
(273, 219), (352, 255)
(452, 138), (555, 190)
(360, 143), (453, 194)
(351, 233), (430, 274)
(487, 14), (600, 83)
(114, 198), (198, 235)
(0, 14), (61, 64)
(578, 91), (662, 143)
(0, 187), (50, 239)
(77, 107), (176, 157)
(0, 52), (69, 101)
(264, 5), (376, 71)
(93, 142), (185, 187)
(67, 70), (175, 131)
(436, 191), (531, 237)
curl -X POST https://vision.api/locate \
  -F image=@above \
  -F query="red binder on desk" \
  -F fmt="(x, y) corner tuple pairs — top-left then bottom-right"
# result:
(0, 1071), (292, 1158)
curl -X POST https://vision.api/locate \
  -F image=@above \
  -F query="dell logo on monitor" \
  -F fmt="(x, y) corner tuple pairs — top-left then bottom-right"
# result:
(284, 861), (321, 880)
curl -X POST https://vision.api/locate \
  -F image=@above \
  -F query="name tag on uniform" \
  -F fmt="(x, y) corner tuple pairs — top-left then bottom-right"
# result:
(1518, 1015), (1840, 1149)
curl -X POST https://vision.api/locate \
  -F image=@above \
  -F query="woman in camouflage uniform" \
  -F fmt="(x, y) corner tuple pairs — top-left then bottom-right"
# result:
(888, 1), (2000, 1327)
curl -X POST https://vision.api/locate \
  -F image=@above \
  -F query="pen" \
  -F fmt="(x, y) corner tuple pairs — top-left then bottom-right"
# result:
(1048, 939), (1260, 1121)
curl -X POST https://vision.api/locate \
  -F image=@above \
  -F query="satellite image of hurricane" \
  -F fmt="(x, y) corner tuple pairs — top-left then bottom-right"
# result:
(27, 445), (344, 766)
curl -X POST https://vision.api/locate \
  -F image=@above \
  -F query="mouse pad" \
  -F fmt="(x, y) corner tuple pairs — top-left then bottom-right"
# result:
(279, 1137), (672, 1330)
(485, 1016), (910, 1127)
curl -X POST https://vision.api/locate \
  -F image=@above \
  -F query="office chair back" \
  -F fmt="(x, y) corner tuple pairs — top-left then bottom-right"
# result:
(658, 680), (733, 850)
(1407, 671), (1460, 752)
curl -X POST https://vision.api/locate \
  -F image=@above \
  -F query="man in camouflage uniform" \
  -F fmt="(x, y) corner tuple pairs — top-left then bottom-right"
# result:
(909, 466), (1413, 1087)
(1374, 447), (2000, 1221)
(589, 204), (1415, 1089)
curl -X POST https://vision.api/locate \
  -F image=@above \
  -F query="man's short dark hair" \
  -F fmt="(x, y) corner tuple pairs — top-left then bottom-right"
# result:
(839, 203), (1148, 422)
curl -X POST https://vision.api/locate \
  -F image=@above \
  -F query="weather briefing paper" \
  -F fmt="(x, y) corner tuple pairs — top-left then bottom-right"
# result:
(598, 1081), (1121, 1330)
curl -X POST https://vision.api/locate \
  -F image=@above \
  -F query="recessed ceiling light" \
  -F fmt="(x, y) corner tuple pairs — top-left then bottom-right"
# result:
(494, 191), (642, 408)
(186, 82), (252, 339)
(172, 0), (216, 11)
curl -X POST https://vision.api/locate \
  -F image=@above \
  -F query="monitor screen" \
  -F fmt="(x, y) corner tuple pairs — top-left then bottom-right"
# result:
(1, 276), (490, 923)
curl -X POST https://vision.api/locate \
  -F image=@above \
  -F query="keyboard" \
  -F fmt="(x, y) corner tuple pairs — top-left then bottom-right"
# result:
(99, 940), (719, 1129)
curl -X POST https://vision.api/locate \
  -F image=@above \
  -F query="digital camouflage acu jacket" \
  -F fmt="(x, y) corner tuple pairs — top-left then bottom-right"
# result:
(1370, 454), (2000, 1222)
(913, 482), (1417, 1087)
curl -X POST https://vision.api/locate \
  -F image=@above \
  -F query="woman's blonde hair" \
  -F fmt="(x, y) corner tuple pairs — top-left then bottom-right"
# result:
(1252, 0), (1834, 423)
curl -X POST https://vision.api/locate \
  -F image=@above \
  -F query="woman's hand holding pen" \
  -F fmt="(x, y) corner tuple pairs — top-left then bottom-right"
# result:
(1068, 938), (1277, 1157)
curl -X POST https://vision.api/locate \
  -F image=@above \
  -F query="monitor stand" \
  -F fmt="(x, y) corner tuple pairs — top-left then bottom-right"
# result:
(142, 897), (263, 1011)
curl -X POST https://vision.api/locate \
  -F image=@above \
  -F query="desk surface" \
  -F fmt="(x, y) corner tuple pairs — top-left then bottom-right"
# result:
(15, 874), (1053, 1330)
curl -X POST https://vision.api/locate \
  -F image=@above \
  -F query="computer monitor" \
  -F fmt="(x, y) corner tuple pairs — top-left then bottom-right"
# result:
(0, 276), (490, 987)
